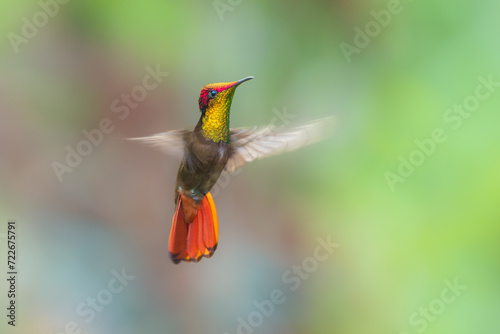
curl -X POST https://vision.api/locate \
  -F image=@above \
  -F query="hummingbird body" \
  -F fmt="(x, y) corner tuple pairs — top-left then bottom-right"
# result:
(173, 78), (249, 225)
(131, 76), (334, 264)
(174, 131), (230, 220)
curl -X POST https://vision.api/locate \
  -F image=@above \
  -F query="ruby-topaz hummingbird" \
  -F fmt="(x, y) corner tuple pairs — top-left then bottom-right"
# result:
(132, 77), (334, 264)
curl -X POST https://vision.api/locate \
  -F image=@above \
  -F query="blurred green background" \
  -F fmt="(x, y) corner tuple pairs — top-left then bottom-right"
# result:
(1, 1), (499, 334)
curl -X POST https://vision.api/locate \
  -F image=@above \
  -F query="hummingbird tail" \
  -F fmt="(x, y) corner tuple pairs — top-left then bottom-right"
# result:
(168, 192), (219, 264)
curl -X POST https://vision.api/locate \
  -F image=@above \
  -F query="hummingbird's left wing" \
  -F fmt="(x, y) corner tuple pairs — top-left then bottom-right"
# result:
(128, 129), (189, 158)
(225, 116), (335, 172)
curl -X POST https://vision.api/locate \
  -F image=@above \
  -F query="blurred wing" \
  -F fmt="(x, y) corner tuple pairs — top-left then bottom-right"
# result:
(225, 116), (335, 172)
(128, 129), (188, 157)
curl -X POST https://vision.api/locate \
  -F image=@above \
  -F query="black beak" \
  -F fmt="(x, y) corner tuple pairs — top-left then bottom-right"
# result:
(234, 76), (254, 87)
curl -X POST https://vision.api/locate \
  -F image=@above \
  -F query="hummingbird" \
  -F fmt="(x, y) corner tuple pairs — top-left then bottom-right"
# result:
(131, 76), (334, 264)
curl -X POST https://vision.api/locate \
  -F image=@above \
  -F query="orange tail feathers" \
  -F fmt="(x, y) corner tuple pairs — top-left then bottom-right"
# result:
(168, 192), (219, 264)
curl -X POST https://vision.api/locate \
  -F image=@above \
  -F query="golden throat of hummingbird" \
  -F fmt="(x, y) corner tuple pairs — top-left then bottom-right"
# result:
(198, 76), (253, 143)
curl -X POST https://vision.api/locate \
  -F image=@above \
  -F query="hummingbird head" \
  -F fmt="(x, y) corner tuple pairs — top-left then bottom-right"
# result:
(197, 76), (253, 143)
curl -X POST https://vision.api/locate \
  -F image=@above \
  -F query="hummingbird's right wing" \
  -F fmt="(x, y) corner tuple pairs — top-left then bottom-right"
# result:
(128, 129), (189, 158)
(225, 116), (335, 172)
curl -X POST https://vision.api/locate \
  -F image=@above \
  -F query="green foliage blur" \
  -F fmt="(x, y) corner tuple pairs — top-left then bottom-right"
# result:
(1, 1), (499, 334)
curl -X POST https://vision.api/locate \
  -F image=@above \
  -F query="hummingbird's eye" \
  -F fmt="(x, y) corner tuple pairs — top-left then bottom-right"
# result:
(208, 90), (218, 99)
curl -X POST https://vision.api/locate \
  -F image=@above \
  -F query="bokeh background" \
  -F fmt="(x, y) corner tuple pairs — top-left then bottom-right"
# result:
(1, 1), (499, 333)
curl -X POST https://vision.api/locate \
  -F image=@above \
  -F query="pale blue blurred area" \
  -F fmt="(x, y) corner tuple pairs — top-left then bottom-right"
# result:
(1, 1), (500, 334)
